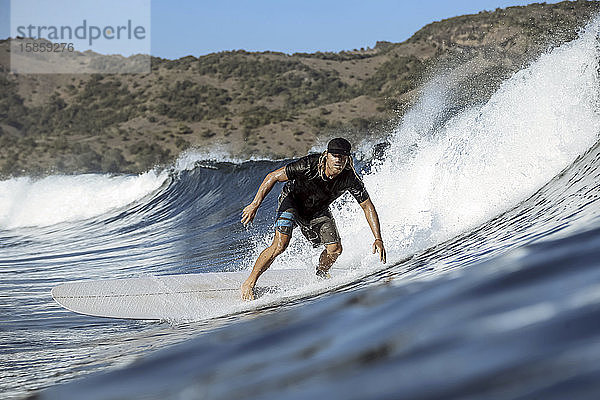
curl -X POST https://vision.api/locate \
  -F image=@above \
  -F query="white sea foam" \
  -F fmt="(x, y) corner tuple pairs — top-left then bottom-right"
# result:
(0, 171), (168, 229)
(331, 17), (600, 268)
(266, 17), (600, 273)
(0, 146), (275, 230)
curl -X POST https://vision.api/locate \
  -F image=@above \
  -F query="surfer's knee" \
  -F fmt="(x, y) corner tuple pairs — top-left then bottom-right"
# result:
(271, 233), (290, 256)
(272, 242), (288, 256)
(326, 242), (342, 256)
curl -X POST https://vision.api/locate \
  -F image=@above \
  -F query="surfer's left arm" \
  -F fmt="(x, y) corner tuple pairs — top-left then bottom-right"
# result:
(360, 198), (386, 263)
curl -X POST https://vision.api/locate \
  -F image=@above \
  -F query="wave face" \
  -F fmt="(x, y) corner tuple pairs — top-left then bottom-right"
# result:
(3, 17), (600, 400)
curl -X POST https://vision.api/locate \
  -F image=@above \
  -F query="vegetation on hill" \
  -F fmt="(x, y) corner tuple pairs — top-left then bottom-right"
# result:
(0, 1), (598, 177)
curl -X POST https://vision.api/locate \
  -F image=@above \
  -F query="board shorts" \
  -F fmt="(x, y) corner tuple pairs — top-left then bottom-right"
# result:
(275, 193), (341, 247)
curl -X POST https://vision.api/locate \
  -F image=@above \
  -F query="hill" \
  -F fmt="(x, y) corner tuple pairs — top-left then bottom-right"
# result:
(0, 0), (599, 177)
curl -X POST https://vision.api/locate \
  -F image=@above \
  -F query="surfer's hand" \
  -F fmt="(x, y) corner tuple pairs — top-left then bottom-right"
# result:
(373, 239), (386, 264)
(241, 278), (255, 301)
(241, 202), (259, 226)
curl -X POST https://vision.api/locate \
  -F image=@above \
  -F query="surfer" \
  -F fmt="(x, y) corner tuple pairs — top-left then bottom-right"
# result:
(240, 137), (386, 300)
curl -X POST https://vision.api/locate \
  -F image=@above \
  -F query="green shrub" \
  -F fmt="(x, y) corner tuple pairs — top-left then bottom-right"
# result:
(155, 80), (231, 122)
(101, 148), (127, 172)
(241, 106), (292, 129)
(362, 56), (424, 96)
(177, 124), (193, 134)
(175, 137), (190, 149)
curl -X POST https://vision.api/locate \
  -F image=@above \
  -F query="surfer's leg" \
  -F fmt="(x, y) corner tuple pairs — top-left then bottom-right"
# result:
(317, 242), (342, 278)
(241, 231), (291, 300)
(301, 213), (341, 277)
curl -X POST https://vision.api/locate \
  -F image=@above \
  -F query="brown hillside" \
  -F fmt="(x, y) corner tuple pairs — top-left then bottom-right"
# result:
(0, 0), (598, 177)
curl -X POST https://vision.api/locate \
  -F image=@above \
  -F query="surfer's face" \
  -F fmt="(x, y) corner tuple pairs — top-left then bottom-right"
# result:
(326, 152), (348, 177)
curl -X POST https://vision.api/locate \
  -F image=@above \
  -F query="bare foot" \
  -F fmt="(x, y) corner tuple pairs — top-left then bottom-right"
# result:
(241, 279), (256, 301)
(316, 268), (331, 279)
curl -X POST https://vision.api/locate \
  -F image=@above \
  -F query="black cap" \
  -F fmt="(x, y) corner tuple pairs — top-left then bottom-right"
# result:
(327, 137), (351, 156)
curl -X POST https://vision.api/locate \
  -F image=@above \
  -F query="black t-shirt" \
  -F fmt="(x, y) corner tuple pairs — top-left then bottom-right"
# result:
(280, 154), (370, 219)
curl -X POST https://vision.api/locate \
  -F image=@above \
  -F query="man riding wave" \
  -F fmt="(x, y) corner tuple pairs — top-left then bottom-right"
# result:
(241, 137), (386, 300)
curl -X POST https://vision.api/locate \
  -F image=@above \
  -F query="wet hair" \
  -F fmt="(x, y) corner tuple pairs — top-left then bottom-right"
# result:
(317, 151), (361, 181)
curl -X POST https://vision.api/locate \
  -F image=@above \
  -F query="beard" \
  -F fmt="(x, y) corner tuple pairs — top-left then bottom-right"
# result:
(327, 160), (346, 175)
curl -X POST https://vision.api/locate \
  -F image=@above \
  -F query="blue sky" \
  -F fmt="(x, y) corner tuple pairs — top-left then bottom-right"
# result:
(1, 0), (562, 59)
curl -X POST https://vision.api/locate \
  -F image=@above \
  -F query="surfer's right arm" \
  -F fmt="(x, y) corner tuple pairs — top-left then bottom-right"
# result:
(241, 166), (288, 226)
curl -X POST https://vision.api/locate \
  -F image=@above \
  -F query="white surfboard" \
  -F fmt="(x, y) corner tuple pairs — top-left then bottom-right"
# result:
(51, 269), (315, 320)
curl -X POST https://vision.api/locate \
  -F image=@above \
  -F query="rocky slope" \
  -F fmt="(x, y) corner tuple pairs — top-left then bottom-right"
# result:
(0, 0), (598, 177)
